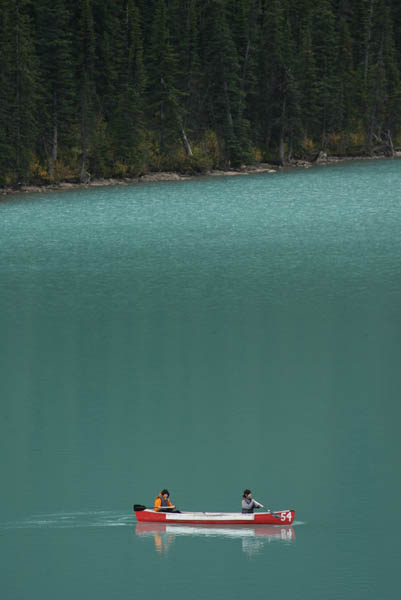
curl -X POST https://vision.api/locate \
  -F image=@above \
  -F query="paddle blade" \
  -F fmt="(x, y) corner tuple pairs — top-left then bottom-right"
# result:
(133, 504), (147, 512)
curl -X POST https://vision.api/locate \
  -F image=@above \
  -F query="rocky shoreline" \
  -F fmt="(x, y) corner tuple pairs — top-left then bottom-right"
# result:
(1, 152), (400, 197)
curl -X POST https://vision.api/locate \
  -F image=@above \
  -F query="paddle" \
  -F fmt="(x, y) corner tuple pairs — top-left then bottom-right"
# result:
(134, 504), (150, 511)
(258, 505), (281, 519)
(133, 504), (177, 512)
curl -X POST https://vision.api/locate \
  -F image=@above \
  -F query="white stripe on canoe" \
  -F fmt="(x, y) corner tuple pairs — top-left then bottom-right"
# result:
(165, 512), (255, 521)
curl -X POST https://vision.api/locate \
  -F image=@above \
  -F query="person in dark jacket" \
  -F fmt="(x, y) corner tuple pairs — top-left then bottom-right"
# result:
(241, 489), (264, 513)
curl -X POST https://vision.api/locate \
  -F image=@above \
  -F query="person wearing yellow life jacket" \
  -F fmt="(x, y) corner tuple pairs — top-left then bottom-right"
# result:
(154, 489), (177, 512)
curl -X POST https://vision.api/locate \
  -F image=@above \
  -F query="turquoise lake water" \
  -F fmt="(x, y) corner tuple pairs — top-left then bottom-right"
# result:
(1, 159), (400, 599)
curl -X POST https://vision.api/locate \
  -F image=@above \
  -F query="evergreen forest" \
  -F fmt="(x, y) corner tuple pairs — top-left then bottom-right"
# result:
(1, 0), (401, 185)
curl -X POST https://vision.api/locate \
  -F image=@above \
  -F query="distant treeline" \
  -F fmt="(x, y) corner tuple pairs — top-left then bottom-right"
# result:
(1, 0), (401, 184)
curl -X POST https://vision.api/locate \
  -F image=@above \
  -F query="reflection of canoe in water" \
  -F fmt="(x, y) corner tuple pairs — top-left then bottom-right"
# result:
(136, 522), (295, 542)
(134, 508), (295, 525)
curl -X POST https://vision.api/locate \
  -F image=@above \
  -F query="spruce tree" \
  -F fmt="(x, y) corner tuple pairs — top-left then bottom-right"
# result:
(0, 1), (13, 181)
(389, 0), (401, 63)
(365, 0), (401, 153)
(179, 0), (204, 141)
(111, 0), (146, 171)
(0, 0), (38, 182)
(32, 0), (74, 179)
(147, 0), (183, 156)
(76, 0), (97, 181)
(381, 3), (401, 152)
(296, 14), (319, 144)
(311, 0), (339, 146)
(334, 11), (360, 147)
(93, 0), (123, 118)
(165, 0), (202, 155)
(202, 0), (243, 165)
(257, 0), (301, 163)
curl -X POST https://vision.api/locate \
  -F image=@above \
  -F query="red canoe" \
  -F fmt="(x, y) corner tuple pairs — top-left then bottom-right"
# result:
(134, 507), (295, 526)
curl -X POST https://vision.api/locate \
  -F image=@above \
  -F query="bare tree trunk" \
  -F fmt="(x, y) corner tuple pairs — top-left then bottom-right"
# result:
(80, 96), (89, 183)
(160, 99), (164, 152)
(223, 79), (236, 165)
(279, 97), (286, 166)
(367, 38), (384, 154)
(52, 95), (58, 163)
(386, 129), (394, 156)
(287, 136), (293, 162)
(181, 128), (193, 157)
(47, 94), (59, 182)
(367, 108), (376, 154)
(279, 135), (285, 166)
(321, 104), (327, 149)
(52, 123), (58, 162)
(241, 40), (251, 92)
(223, 79), (234, 132)
(241, 1), (258, 83)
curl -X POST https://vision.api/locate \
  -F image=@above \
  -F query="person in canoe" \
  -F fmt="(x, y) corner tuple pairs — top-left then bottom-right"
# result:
(242, 489), (264, 513)
(154, 489), (179, 512)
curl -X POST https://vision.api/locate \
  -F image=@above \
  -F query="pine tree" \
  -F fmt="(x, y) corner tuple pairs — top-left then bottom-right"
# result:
(227, 0), (251, 78)
(111, 0), (146, 170)
(202, 0), (244, 165)
(165, 0), (203, 155)
(334, 11), (360, 145)
(296, 14), (319, 143)
(176, 0), (206, 142)
(228, 0), (259, 159)
(0, 1), (13, 181)
(92, 0), (123, 118)
(256, 0), (301, 163)
(311, 0), (339, 146)
(0, 0), (38, 182)
(365, 0), (401, 153)
(381, 3), (401, 151)
(147, 0), (184, 155)
(76, 0), (97, 181)
(186, 1), (203, 121)
(389, 0), (401, 63)
(32, 0), (74, 179)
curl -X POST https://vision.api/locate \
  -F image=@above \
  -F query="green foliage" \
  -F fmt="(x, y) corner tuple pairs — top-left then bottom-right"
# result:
(147, 0), (182, 152)
(0, 0), (38, 181)
(76, 0), (97, 181)
(1, 0), (401, 185)
(110, 0), (146, 170)
(32, 0), (75, 179)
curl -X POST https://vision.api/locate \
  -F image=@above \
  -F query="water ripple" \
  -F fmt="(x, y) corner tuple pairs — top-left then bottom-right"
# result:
(0, 510), (132, 530)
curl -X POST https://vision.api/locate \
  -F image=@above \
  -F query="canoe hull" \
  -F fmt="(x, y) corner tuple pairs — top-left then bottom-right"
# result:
(134, 508), (295, 525)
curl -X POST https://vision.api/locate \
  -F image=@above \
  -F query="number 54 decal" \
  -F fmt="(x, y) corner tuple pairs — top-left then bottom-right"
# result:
(280, 511), (292, 522)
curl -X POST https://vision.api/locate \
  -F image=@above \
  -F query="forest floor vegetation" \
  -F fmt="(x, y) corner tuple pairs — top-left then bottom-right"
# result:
(2, 152), (400, 198)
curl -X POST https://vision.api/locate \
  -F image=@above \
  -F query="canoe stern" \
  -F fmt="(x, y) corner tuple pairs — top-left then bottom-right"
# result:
(254, 510), (295, 525)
